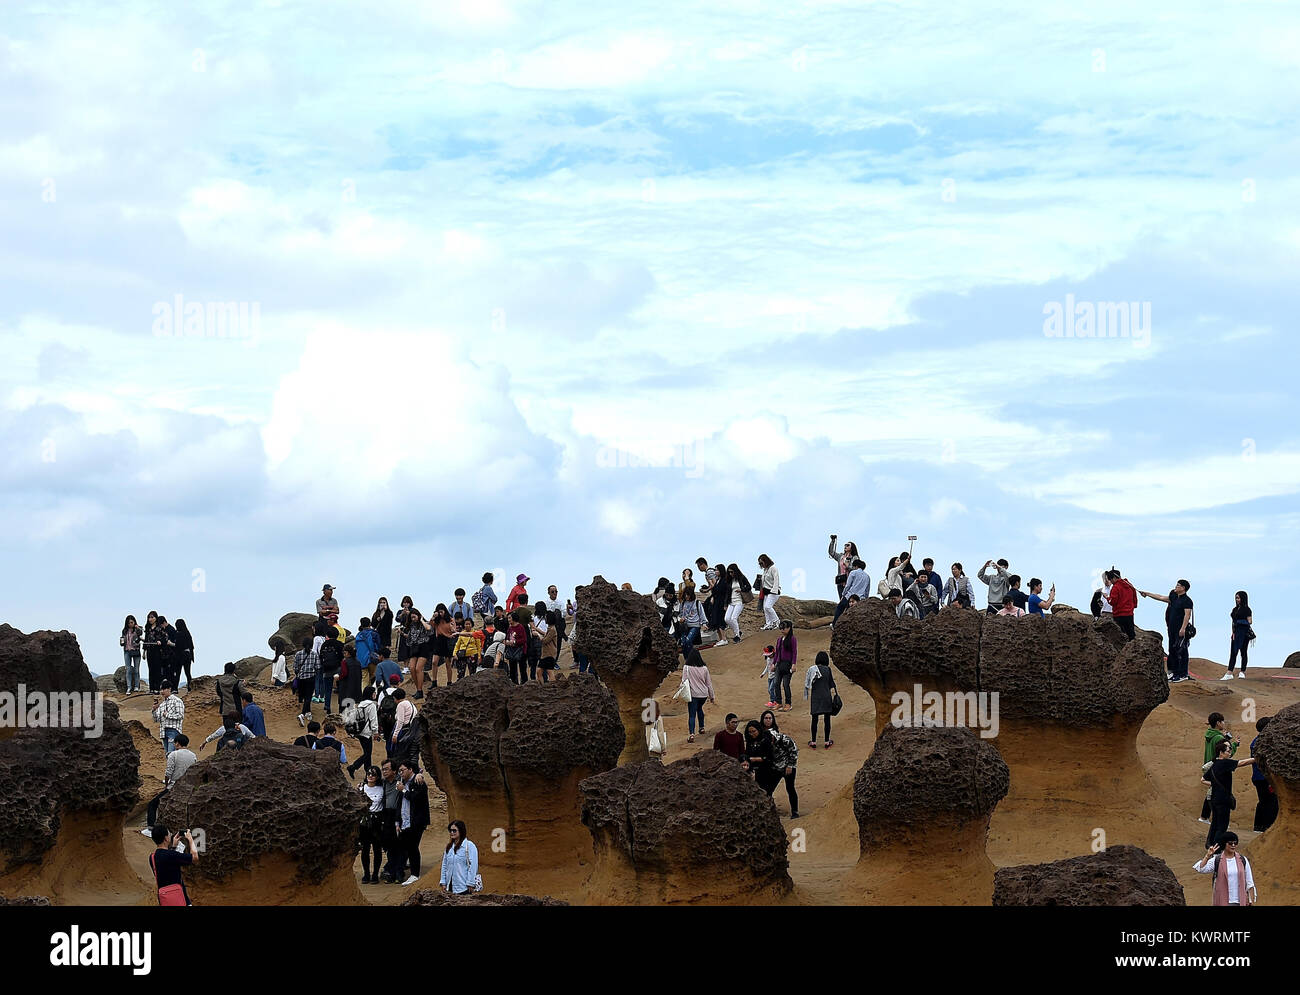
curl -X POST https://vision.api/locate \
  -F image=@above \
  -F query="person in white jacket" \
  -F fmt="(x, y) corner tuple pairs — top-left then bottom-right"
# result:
(758, 554), (781, 630)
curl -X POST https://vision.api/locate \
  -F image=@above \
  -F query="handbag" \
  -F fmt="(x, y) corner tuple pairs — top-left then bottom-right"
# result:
(673, 670), (693, 702)
(1185, 608), (1197, 641)
(830, 689), (844, 716)
(150, 851), (187, 907)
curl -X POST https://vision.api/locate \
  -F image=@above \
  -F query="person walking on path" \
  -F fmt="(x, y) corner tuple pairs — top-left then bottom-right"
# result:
(681, 648), (716, 743)
(804, 650), (838, 749)
(440, 820), (480, 895)
(1193, 833), (1256, 906)
(772, 621), (798, 711)
(152, 682), (185, 754)
(758, 554), (781, 630)
(1139, 580), (1194, 682)
(1226, 591), (1253, 679)
(293, 637), (318, 727)
(346, 685), (380, 780)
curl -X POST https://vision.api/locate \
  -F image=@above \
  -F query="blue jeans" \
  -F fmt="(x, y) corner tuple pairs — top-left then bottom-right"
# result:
(575, 652), (590, 674)
(163, 728), (180, 754)
(679, 627), (700, 654)
(687, 697), (706, 734)
(123, 651), (140, 692)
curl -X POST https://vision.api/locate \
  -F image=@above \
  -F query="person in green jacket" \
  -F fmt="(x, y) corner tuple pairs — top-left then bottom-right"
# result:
(1201, 712), (1238, 822)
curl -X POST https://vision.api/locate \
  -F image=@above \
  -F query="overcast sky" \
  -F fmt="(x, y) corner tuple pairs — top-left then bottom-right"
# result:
(2, 0), (1297, 678)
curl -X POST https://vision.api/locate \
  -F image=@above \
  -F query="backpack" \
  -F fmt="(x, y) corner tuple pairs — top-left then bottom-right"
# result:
(472, 586), (489, 615)
(319, 639), (343, 673)
(378, 692), (398, 732)
(216, 728), (246, 752)
(343, 703), (363, 737)
(1089, 590), (1104, 618)
(527, 629), (541, 663)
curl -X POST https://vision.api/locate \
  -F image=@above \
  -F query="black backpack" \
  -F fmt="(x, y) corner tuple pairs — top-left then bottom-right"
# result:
(318, 639), (343, 672)
(378, 692), (398, 732)
(217, 728), (246, 752)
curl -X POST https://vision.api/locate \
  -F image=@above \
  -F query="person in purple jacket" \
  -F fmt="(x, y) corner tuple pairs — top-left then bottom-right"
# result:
(773, 620), (798, 711)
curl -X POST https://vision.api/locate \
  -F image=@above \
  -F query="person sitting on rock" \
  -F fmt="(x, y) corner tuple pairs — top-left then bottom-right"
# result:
(996, 594), (1027, 618)
(889, 588), (920, 620)
(199, 711), (256, 752)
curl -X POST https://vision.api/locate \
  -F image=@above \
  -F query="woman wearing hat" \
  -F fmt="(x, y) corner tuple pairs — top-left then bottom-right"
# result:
(506, 574), (530, 615)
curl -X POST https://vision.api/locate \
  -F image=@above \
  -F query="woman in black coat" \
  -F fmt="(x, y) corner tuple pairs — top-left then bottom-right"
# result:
(804, 650), (838, 748)
(173, 620), (195, 689)
(741, 719), (773, 784)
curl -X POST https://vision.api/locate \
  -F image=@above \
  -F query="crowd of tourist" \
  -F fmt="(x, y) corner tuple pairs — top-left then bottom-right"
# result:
(134, 535), (1268, 906)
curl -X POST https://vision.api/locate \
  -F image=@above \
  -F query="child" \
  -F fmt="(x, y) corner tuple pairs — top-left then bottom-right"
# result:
(645, 700), (667, 761)
(453, 620), (480, 681)
(761, 645), (778, 709)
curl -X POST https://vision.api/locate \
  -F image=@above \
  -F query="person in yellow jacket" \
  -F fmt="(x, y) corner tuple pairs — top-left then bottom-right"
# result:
(453, 622), (481, 681)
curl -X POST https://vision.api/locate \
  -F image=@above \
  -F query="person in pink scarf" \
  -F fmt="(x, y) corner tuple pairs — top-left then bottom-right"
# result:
(1193, 833), (1256, 906)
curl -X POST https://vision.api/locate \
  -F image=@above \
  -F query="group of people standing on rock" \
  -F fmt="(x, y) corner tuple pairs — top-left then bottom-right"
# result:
(120, 612), (195, 694)
(651, 555), (786, 654)
(827, 538), (1259, 686)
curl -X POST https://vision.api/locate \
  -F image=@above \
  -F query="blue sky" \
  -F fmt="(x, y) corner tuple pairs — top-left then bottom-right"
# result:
(2, 0), (1297, 677)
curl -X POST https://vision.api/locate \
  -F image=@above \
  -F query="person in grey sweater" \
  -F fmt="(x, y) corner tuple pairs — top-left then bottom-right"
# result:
(978, 559), (1011, 613)
(803, 651), (839, 749)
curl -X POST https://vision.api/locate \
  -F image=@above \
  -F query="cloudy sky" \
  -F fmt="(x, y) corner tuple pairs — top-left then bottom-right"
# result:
(2, 0), (1297, 678)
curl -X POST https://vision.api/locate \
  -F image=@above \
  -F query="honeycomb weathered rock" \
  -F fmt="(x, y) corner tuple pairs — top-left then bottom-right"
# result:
(993, 845), (1186, 906)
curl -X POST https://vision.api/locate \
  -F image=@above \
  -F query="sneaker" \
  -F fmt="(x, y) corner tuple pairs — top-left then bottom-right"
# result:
(1198, 817), (1211, 824)
(791, 811), (800, 818)
(808, 741), (817, 749)
(361, 873), (371, 883)
(347, 766), (357, 781)
(1237, 672), (1247, 679)
(713, 640), (728, 648)
(1220, 674), (1235, 681)
(297, 714), (306, 728)
(402, 875), (419, 886)
(824, 741), (833, 749)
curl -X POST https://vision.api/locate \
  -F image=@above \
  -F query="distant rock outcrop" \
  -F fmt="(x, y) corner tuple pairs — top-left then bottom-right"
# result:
(572, 577), (679, 764)
(401, 890), (569, 907)
(233, 655), (274, 681)
(421, 669), (623, 897)
(830, 599), (1179, 864)
(993, 845), (1186, 906)
(580, 749), (792, 904)
(157, 737), (367, 905)
(0, 699), (145, 903)
(850, 726), (1009, 904)
(268, 612), (317, 660)
(1284, 651), (1300, 669)
(112, 666), (148, 694)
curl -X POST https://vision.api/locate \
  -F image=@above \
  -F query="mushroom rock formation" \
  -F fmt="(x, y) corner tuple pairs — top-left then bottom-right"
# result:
(113, 667), (148, 694)
(580, 749), (793, 905)
(1284, 651), (1300, 669)
(849, 726), (1009, 904)
(993, 845), (1185, 906)
(830, 600), (1179, 863)
(0, 700), (146, 904)
(420, 669), (623, 897)
(401, 889), (569, 907)
(572, 577), (679, 764)
(233, 655), (273, 681)
(0, 626), (95, 738)
(267, 612), (317, 660)
(157, 737), (367, 905)
(0, 895), (51, 906)
(95, 674), (117, 693)
(1249, 703), (1300, 902)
